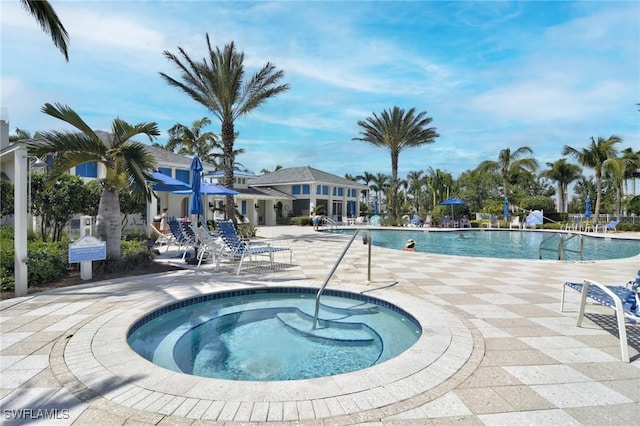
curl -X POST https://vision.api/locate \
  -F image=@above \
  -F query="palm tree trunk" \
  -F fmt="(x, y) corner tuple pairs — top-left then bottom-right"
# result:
(391, 152), (399, 218)
(222, 119), (235, 223)
(594, 172), (602, 224)
(96, 188), (122, 258)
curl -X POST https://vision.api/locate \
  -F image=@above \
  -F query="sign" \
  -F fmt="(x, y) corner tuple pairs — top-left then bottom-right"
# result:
(69, 236), (106, 263)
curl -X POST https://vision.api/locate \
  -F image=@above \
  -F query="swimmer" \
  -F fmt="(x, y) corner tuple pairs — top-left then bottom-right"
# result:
(403, 239), (416, 251)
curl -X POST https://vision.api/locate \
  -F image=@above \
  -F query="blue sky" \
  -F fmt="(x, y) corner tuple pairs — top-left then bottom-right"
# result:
(2, 1), (638, 180)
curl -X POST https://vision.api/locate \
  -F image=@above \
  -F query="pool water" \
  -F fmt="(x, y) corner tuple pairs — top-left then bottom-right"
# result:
(349, 229), (639, 260)
(127, 288), (421, 381)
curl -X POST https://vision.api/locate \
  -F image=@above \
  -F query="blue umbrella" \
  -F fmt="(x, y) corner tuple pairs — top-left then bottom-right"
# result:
(504, 197), (509, 218)
(584, 196), (592, 218)
(189, 157), (204, 218)
(149, 171), (190, 192)
(174, 182), (239, 196)
(440, 197), (466, 219)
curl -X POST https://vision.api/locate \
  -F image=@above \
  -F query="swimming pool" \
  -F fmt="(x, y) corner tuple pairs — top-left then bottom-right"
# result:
(127, 287), (421, 381)
(345, 229), (639, 260)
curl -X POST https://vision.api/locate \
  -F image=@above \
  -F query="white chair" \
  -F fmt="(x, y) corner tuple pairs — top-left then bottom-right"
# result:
(562, 276), (639, 362)
(509, 216), (521, 229)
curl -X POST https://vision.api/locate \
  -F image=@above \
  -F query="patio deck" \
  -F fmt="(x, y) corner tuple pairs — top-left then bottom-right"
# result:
(1, 226), (638, 425)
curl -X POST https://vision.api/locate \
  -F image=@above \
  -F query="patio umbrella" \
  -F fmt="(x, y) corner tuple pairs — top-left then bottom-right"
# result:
(149, 171), (190, 192)
(504, 197), (509, 218)
(584, 196), (592, 218)
(189, 157), (204, 220)
(174, 182), (239, 196)
(439, 197), (466, 219)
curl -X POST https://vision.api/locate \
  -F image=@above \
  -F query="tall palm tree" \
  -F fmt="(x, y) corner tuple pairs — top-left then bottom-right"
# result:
(354, 106), (438, 217)
(22, 0), (69, 61)
(476, 146), (538, 200)
(541, 159), (582, 213)
(160, 34), (289, 221)
(31, 103), (159, 257)
(563, 136), (621, 223)
(165, 117), (219, 159)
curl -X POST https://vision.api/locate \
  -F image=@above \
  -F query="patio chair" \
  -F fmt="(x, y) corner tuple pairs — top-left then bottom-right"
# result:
(484, 214), (500, 228)
(561, 271), (639, 362)
(215, 220), (292, 275)
(509, 216), (521, 229)
(191, 226), (225, 268)
(595, 220), (619, 233)
(168, 218), (197, 259)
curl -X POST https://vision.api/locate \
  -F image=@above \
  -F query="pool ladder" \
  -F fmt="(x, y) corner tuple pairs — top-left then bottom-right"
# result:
(313, 229), (372, 329)
(539, 232), (584, 261)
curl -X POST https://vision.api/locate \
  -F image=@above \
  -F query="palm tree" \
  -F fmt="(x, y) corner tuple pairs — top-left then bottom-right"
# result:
(165, 117), (219, 159)
(563, 136), (621, 223)
(32, 103), (159, 257)
(426, 167), (453, 207)
(21, 0), (69, 61)
(603, 156), (630, 219)
(160, 34), (289, 221)
(370, 173), (390, 213)
(356, 171), (375, 210)
(541, 159), (582, 213)
(621, 147), (640, 196)
(354, 106), (438, 217)
(406, 170), (426, 213)
(476, 146), (538, 200)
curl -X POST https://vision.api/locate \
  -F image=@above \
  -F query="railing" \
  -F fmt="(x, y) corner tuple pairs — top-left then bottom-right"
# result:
(313, 229), (372, 328)
(539, 232), (584, 261)
(323, 217), (338, 230)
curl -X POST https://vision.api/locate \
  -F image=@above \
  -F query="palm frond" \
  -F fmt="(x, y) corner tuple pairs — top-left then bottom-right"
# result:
(22, 0), (69, 61)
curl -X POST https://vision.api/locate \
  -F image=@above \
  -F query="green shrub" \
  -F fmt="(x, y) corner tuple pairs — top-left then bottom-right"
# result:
(94, 240), (153, 273)
(26, 240), (70, 286)
(237, 223), (257, 239)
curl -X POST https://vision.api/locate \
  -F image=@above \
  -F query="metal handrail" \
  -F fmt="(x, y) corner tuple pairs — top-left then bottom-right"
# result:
(313, 229), (370, 329)
(539, 232), (584, 261)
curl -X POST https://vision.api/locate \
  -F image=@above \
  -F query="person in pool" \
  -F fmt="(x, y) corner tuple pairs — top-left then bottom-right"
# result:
(403, 239), (416, 251)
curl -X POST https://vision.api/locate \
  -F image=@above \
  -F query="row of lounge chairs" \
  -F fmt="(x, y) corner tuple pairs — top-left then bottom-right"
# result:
(159, 218), (291, 274)
(561, 218), (619, 232)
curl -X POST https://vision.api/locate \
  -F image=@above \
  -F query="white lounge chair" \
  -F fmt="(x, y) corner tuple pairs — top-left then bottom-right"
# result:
(509, 216), (521, 229)
(561, 273), (640, 362)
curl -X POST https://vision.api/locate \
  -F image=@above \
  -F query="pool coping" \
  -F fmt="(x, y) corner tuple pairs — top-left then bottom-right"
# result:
(56, 277), (482, 422)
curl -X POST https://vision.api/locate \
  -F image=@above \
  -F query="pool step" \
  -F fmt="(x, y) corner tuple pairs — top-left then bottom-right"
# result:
(275, 311), (377, 344)
(319, 299), (379, 316)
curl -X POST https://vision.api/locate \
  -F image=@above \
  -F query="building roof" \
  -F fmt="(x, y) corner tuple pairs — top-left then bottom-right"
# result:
(248, 166), (367, 188)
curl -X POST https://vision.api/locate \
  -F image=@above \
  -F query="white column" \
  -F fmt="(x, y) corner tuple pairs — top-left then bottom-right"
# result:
(14, 147), (28, 297)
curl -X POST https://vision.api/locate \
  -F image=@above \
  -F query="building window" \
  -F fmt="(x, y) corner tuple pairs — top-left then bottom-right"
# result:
(302, 184), (310, 194)
(322, 185), (329, 195)
(292, 185), (301, 195)
(175, 169), (190, 184)
(316, 185), (321, 195)
(75, 162), (98, 178)
(338, 187), (344, 196)
(241, 200), (247, 215)
(158, 167), (172, 176)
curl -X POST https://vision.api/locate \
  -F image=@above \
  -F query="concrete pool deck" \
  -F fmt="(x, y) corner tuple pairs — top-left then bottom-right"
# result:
(1, 226), (639, 425)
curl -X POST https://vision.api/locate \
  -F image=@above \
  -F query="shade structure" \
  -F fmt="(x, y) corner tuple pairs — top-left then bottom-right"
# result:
(504, 198), (509, 218)
(189, 157), (204, 217)
(584, 196), (592, 218)
(439, 197), (466, 219)
(149, 171), (190, 192)
(174, 182), (239, 196)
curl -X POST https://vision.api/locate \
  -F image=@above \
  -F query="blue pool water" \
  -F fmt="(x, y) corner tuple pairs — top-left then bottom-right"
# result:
(345, 229), (639, 260)
(127, 288), (421, 381)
